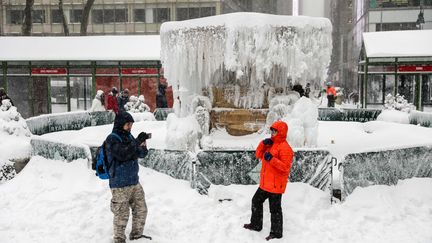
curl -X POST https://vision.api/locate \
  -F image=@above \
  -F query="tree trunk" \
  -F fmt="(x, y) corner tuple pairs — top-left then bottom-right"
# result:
(22, 0), (34, 36)
(59, 0), (70, 36)
(80, 0), (95, 36)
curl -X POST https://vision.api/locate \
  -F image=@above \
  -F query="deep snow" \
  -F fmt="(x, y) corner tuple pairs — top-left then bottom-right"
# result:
(0, 157), (431, 243)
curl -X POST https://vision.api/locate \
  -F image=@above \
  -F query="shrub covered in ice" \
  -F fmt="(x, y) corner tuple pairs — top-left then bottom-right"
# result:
(0, 100), (31, 137)
(130, 112), (156, 122)
(384, 94), (415, 113)
(165, 113), (201, 152)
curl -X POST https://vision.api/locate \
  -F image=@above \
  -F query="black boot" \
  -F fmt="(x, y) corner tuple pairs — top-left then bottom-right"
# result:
(265, 234), (282, 241)
(243, 223), (262, 232)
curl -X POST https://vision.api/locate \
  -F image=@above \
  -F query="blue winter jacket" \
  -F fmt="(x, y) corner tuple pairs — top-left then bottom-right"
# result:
(105, 112), (148, 188)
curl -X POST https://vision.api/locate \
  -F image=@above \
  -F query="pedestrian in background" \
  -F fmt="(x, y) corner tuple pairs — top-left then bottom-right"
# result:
(107, 87), (119, 114)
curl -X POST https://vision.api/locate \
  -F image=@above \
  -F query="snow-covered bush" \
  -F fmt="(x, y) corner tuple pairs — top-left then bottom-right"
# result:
(377, 110), (410, 124)
(384, 94), (415, 113)
(165, 113), (201, 152)
(0, 160), (16, 183)
(125, 95), (151, 113)
(0, 100), (31, 137)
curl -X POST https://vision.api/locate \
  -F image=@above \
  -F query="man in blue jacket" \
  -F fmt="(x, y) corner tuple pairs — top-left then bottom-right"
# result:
(105, 111), (149, 243)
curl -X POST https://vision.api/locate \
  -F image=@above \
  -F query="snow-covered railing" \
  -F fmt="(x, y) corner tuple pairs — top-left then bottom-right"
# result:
(26, 111), (115, 135)
(31, 137), (92, 162)
(410, 110), (432, 127)
(341, 145), (432, 198)
(318, 108), (382, 122)
(140, 149), (333, 195)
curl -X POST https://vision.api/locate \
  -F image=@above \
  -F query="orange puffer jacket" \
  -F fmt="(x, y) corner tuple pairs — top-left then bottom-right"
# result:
(256, 121), (294, 194)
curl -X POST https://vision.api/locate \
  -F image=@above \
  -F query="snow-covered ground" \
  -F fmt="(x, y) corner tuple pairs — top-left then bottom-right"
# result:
(0, 156), (431, 243)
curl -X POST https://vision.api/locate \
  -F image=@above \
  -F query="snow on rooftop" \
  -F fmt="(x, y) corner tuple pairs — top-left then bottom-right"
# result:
(363, 30), (432, 58)
(0, 35), (160, 61)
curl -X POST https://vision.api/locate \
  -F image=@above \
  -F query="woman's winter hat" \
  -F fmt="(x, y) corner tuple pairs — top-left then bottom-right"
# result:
(111, 87), (118, 94)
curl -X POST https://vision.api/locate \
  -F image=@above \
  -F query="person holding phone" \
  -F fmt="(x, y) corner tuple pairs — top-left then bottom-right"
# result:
(105, 112), (152, 243)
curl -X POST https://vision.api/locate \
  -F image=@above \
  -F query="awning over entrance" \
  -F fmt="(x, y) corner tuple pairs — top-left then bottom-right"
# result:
(0, 35), (174, 118)
(363, 30), (432, 58)
(0, 35), (160, 61)
(359, 30), (432, 111)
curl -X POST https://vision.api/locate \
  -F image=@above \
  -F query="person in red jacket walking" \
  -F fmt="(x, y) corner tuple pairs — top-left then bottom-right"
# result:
(244, 120), (294, 241)
(107, 87), (119, 114)
(326, 82), (337, 107)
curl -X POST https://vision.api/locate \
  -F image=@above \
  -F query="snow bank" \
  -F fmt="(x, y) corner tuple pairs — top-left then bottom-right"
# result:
(377, 109), (410, 124)
(1, 156), (432, 243)
(161, 12), (332, 111)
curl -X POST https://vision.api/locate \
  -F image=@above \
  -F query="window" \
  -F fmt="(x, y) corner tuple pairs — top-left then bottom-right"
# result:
(92, 9), (127, 24)
(134, 9), (146, 22)
(176, 8), (188, 21)
(376, 22), (417, 31)
(104, 9), (115, 23)
(92, 9), (103, 24)
(51, 10), (63, 24)
(201, 7), (216, 17)
(7, 10), (23, 24)
(32, 10), (45, 23)
(70, 9), (83, 23)
(115, 9), (127, 22)
(154, 8), (170, 23)
(176, 7), (216, 21)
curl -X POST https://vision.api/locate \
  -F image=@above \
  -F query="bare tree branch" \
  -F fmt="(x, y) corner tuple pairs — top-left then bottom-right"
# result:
(22, 0), (34, 36)
(59, 0), (70, 36)
(80, 0), (95, 36)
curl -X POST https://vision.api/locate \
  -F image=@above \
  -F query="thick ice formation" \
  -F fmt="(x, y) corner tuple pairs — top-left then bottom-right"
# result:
(165, 113), (201, 151)
(266, 96), (318, 147)
(160, 12), (332, 113)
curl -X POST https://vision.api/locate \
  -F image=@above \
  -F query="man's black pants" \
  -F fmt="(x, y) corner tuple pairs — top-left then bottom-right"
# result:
(250, 188), (283, 237)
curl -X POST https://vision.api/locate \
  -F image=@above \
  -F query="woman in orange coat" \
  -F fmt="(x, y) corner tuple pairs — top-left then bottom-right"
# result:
(244, 120), (294, 241)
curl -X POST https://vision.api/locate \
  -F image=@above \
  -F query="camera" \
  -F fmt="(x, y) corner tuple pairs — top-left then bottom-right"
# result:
(137, 132), (152, 144)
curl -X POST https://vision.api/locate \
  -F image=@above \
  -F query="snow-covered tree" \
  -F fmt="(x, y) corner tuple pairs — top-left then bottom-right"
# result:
(384, 94), (415, 113)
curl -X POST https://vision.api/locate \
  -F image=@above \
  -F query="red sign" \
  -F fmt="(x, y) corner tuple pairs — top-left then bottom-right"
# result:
(121, 68), (158, 75)
(32, 68), (67, 75)
(398, 65), (432, 72)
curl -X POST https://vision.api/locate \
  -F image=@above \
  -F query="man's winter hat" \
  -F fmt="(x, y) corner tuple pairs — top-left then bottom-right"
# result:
(111, 87), (118, 94)
(326, 82), (332, 86)
(113, 111), (135, 130)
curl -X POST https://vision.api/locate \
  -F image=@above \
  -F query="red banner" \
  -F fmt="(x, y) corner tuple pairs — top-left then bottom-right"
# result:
(398, 65), (432, 72)
(121, 68), (158, 75)
(32, 68), (67, 75)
